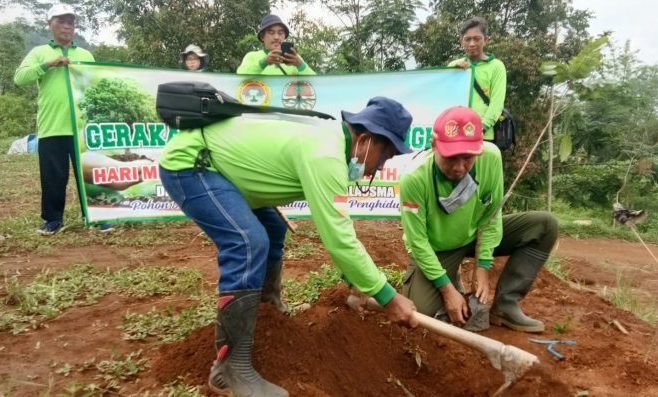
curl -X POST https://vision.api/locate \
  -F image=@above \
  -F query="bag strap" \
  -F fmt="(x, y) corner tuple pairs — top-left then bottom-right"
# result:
(194, 127), (212, 170)
(277, 64), (288, 75)
(215, 100), (335, 120)
(472, 79), (490, 106)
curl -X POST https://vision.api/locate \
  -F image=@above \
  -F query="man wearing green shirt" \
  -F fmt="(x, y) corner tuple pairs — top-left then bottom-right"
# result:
(449, 17), (506, 141)
(237, 14), (315, 76)
(159, 97), (418, 396)
(400, 106), (557, 333)
(14, 4), (105, 235)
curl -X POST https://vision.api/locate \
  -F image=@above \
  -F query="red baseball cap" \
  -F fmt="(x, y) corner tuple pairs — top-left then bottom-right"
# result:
(432, 106), (484, 157)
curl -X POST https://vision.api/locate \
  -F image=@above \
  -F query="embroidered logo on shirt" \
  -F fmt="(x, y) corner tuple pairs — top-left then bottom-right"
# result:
(402, 201), (419, 214)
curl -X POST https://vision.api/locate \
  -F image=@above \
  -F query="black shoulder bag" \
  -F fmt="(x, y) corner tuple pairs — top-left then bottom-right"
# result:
(156, 81), (335, 169)
(156, 81), (334, 130)
(472, 80), (516, 151)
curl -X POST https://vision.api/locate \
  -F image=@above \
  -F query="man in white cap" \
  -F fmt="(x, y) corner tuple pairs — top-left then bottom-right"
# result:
(14, 4), (112, 234)
(180, 44), (208, 72)
(237, 14), (315, 75)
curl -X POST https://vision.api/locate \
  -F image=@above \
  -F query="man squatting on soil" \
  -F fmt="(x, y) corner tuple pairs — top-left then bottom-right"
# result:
(400, 106), (559, 333)
(159, 98), (419, 396)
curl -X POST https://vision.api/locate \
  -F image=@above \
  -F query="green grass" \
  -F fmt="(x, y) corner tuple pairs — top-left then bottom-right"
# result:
(0, 212), (194, 255)
(0, 265), (206, 334)
(553, 200), (658, 243)
(552, 316), (573, 334)
(111, 266), (205, 298)
(121, 294), (216, 343)
(282, 263), (404, 313)
(0, 137), (196, 255)
(545, 257), (569, 281)
(95, 350), (148, 383)
(284, 222), (322, 260)
(0, 143), (39, 210)
(2, 264), (111, 333)
(604, 272), (658, 325)
(57, 351), (148, 395)
(283, 264), (342, 311)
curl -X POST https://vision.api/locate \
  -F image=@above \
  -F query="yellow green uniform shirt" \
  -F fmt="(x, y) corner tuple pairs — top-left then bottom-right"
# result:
(159, 115), (396, 305)
(14, 41), (95, 138)
(237, 49), (316, 75)
(449, 54), (506, 140)
(399, 144), (504, 288)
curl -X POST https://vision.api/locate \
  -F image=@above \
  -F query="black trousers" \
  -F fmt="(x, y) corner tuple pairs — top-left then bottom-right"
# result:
(38, 136), (84, 222)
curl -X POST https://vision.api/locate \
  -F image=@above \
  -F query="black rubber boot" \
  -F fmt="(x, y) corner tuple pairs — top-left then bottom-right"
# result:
(261, 261), (288, 313)
(209, 299), (229, 393)
(208, 290), (288, 397)
(490, 247), (548, 333)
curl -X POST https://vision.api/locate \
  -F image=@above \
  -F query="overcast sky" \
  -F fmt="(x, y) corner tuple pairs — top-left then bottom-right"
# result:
(3, 1), (656, 65)
(571, 0), (657, 64)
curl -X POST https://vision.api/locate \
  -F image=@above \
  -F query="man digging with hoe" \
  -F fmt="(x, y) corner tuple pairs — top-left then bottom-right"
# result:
(159, 97), (419, 396)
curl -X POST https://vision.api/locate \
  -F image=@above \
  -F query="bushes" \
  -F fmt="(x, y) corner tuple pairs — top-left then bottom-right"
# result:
(0, 92), (36, 138)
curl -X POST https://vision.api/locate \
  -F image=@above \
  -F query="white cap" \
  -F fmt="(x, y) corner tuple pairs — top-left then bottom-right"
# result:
(47, 4), (76, 21)
(181, 44), (207, 57)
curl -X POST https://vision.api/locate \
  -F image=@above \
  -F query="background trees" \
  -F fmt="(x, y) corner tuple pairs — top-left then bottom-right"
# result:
(0, 0), (656, 222)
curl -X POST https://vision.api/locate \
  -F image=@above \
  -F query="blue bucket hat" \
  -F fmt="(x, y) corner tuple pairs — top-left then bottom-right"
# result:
(258, 15), (290, 41)
(341, 97), (413, 154)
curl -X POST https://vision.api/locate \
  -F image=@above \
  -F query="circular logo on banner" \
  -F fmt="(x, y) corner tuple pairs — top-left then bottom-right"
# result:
(238, 80), (271, 106)
(281, 80), (316, 110)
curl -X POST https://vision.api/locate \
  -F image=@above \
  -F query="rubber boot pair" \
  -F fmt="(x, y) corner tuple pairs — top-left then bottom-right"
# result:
(208, 290), (288, 397)
(490, 247), (549, 333)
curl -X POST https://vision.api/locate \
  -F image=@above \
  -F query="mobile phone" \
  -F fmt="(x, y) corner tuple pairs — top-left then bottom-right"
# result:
(281, 42), (294, 55)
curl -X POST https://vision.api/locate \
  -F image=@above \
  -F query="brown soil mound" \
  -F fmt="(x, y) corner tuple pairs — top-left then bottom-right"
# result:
(148, 266), (658, 397)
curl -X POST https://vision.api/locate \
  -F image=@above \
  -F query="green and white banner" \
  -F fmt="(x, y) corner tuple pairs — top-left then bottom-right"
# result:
(68, 63), (472, 223)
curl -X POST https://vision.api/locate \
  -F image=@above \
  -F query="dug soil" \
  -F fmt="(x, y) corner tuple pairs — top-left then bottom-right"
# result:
(2, 220), (657, 396)
(144, 221), (658, 397)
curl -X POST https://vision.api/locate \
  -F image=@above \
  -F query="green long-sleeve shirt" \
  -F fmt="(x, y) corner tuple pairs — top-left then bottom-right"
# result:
(14, 41), (95, 138)
(399, 144), (504, 288)
(236, 49), (316, 75)
(449, 54), (506, 141)
(159, 115), (396, 305)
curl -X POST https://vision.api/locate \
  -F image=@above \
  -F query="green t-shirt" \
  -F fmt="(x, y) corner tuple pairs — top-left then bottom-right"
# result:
(399, 144), (504, 288)
(159, 115), (396, 305)
(449, 54), (506, 140)
(14, 41), (95, 138)
(236, 49), (316, 75)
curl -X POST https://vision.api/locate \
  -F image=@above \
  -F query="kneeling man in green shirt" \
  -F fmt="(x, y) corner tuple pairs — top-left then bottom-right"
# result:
(399, 106), (558, 333)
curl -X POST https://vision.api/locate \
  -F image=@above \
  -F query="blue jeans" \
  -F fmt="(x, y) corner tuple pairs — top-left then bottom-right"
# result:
(159, 167), (287, 292)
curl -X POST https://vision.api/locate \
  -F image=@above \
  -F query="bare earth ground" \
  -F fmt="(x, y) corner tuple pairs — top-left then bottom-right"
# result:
(1, 219), (657, 396)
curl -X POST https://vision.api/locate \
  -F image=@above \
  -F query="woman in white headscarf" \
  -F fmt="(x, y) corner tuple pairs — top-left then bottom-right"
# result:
(180, 44), (208, 72)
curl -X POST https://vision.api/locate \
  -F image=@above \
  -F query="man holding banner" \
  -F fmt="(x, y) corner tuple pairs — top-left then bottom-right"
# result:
(159, 97), (418, 396)
(13, 4), (106, 235)
(399, 107), (557, 333)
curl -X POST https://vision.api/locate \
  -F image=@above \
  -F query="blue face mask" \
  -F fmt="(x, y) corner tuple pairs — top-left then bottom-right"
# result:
(347, 137), (371, 181)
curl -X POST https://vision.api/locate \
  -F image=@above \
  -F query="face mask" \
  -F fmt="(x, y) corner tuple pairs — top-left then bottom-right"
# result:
(437, 172), (478, 214)
(347, 137), (371, 181)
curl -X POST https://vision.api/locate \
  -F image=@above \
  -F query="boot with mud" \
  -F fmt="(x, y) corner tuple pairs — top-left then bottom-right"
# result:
(208, 289), (288, 397)
(261, 261), (288, 313)
(490, 247), (548, 333)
